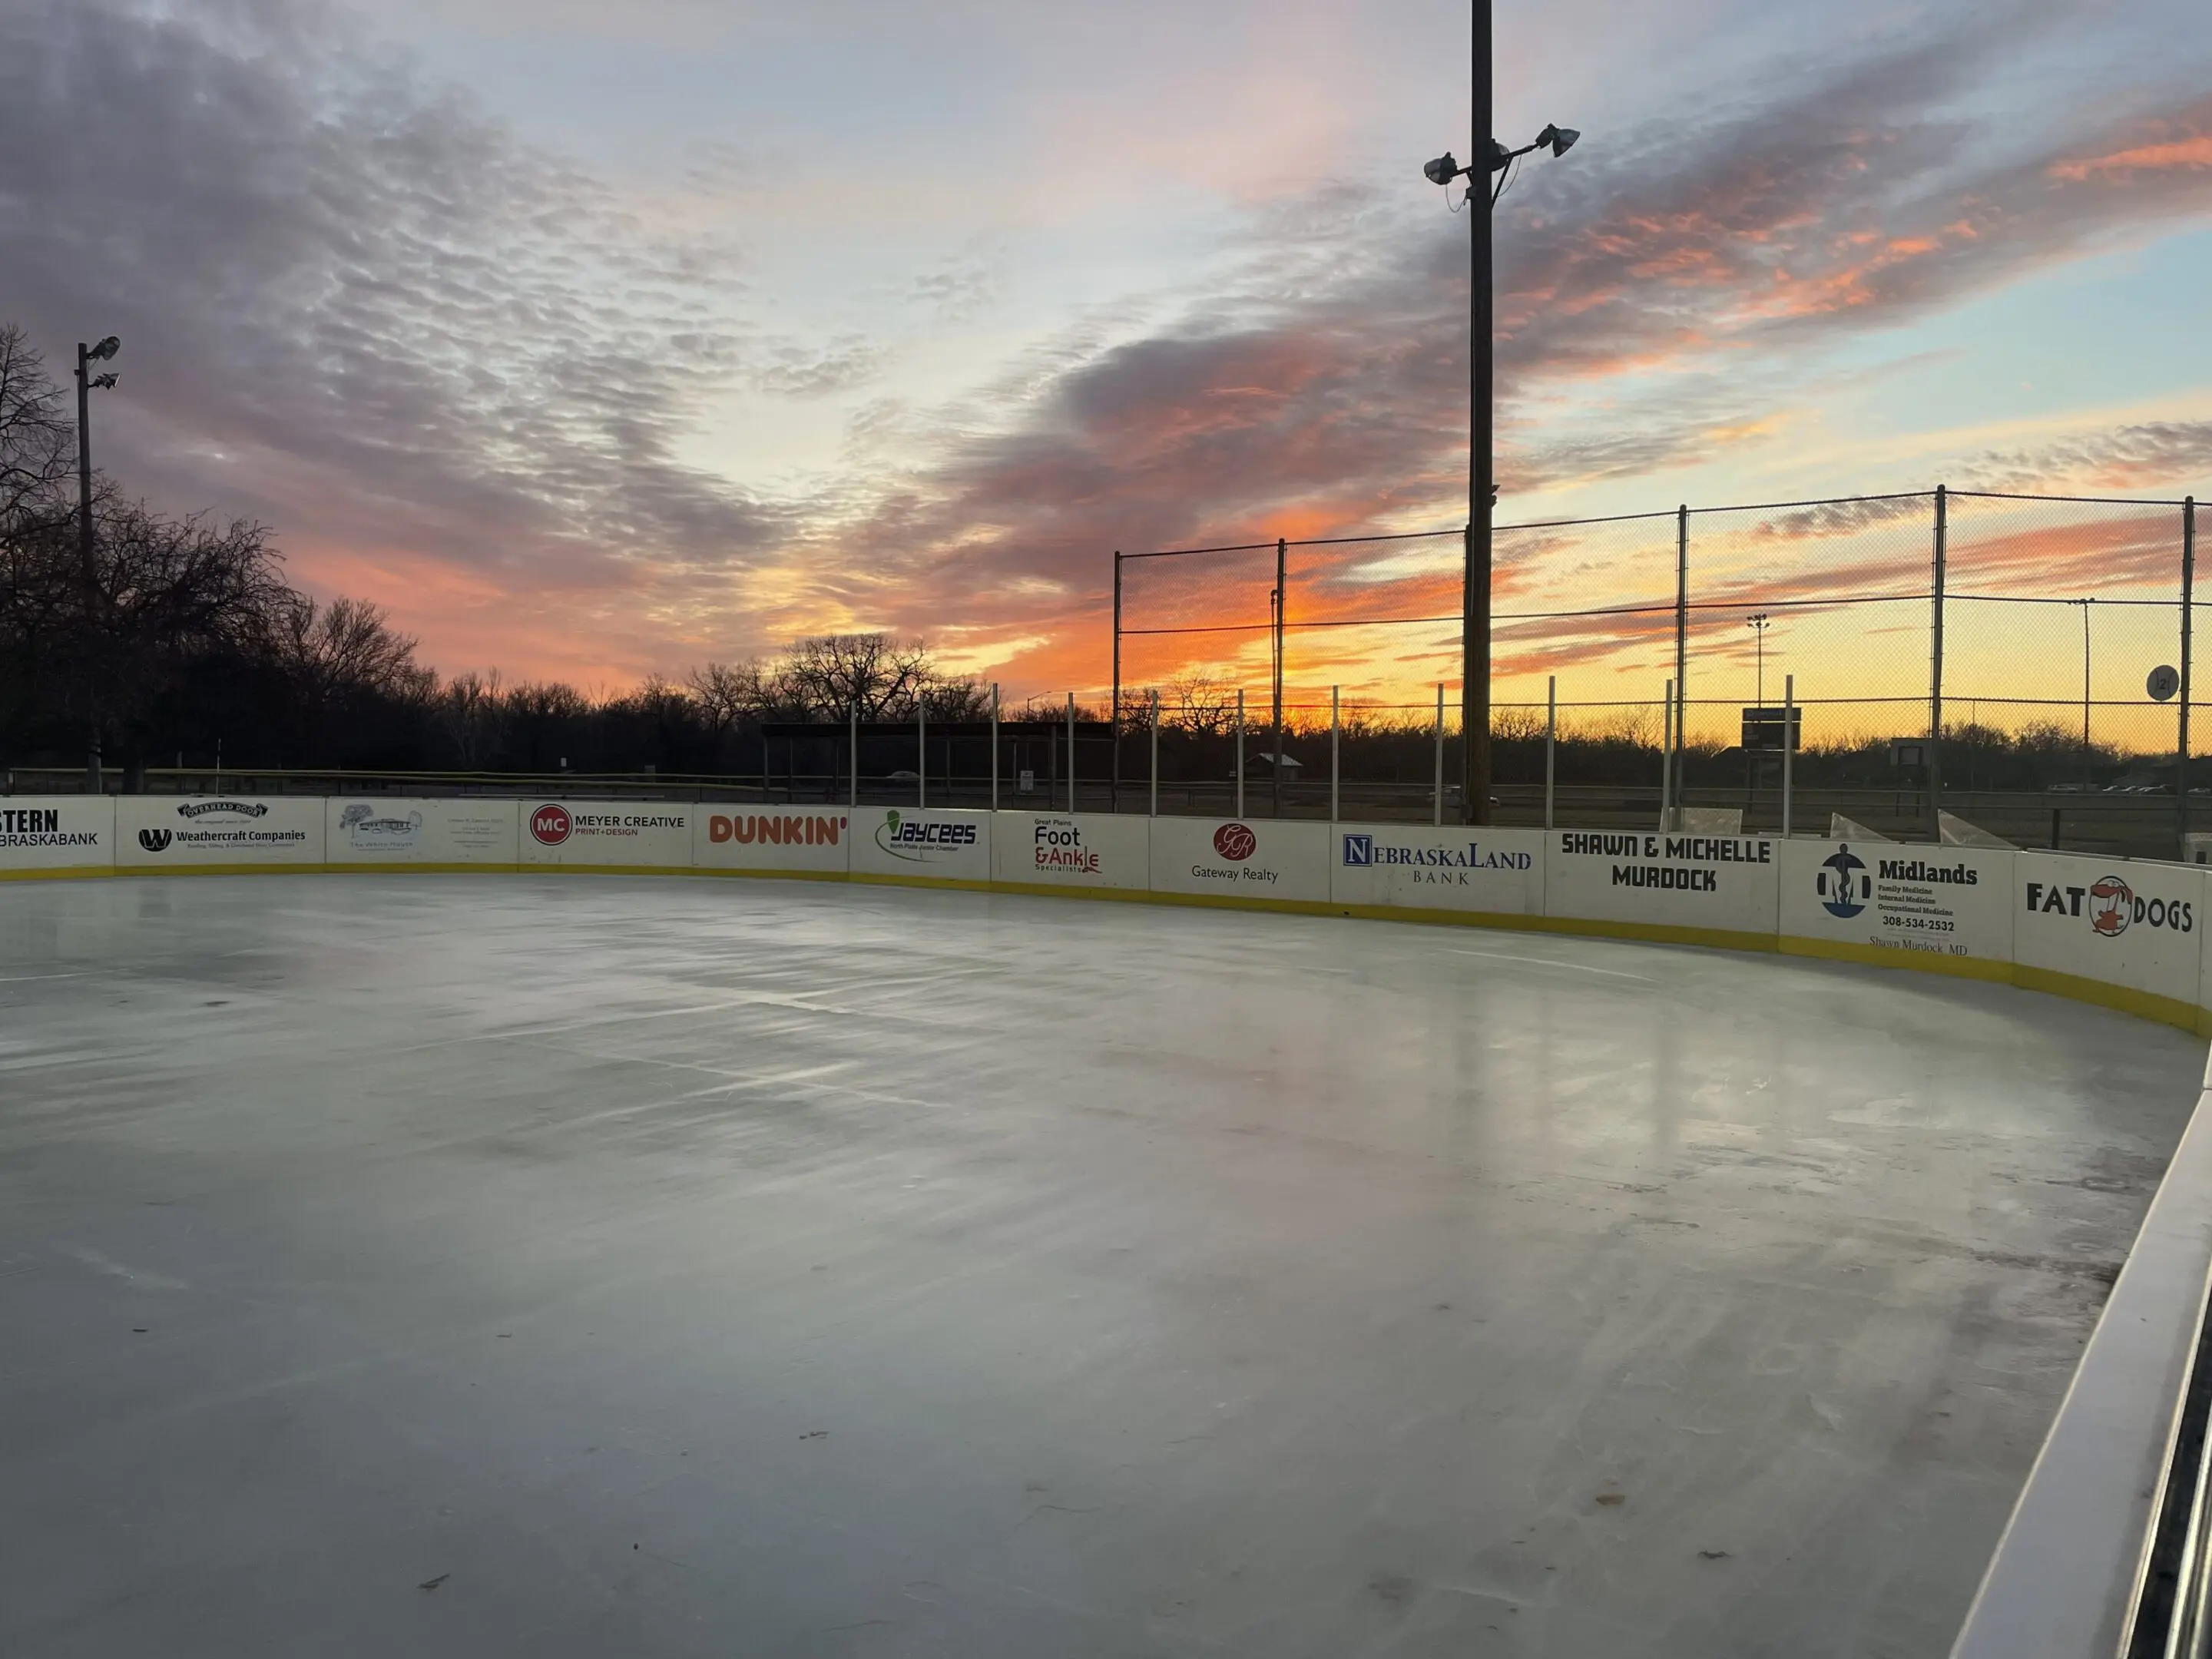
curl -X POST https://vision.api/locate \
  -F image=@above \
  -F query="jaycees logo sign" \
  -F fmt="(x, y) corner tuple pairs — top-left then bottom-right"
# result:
(876, 809), (979, 863)
(2027, 873), (2194, 937)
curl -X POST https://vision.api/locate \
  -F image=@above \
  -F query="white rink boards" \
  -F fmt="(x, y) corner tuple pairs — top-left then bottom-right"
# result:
(10, 796), (2212, 1030)
(0, 797), (116, 873)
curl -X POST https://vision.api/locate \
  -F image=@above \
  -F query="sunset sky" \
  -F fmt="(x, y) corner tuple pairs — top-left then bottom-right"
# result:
(5, 0), (2210, 713)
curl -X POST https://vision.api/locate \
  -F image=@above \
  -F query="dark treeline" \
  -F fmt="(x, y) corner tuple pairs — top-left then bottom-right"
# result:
(0, 325), (995, 780)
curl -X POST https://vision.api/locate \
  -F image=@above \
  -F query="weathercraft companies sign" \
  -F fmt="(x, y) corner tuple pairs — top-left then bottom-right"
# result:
(1330, 823), (1544, 914)
(326, 799), (520, 864)
(1546, 830), (1780, 934)
(517, 802), (693, 866)
(694, 809), (850, 873)
(848, 807), (992, 882)
(1147, 817), (1330, 903)
(992, 812), (1149, 890)
(115, 796), (326, 866)
(1778, 839), (2012, 963)
(2012, 852), (2207, 1005)
(0, 797), (116, 871)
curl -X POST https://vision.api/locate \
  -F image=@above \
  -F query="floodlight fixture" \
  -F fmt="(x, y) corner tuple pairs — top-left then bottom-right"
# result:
(90, 373), (118, 390)
(88, 336), (120, 362)
(1419, 73), (1584, 823)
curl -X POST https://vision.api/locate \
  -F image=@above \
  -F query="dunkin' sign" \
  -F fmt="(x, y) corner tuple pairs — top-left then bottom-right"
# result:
(708, 813), (845, 846)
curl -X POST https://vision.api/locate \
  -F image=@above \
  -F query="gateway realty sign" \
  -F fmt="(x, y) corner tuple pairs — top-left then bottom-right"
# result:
(1147, 818), (1330, 902)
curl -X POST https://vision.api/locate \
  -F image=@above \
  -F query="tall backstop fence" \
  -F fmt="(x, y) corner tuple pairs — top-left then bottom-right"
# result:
(1113, 487), (2202, 856)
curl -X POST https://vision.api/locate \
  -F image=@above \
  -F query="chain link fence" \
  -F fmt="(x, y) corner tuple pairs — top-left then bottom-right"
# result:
(1111, 488), (2203, 855)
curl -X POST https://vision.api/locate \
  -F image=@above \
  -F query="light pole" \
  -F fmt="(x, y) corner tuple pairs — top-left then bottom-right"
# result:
(1424, 21), (1577, 824)
(75, 336), (121, 791)
(2077, 597), (2094, 793)
(1746, 612), (1770, 806)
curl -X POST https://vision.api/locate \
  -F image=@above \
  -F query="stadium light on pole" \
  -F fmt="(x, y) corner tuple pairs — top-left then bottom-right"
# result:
(75, 336), (121, 790)
(1424, 9), (1578, 824)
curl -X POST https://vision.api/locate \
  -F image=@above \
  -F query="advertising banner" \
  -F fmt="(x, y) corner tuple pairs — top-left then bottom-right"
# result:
(516, 800), (694, 868)
(326, 798), (519, 866)
(1778, 839), (2012, 968)
(116, 795), (326, 867)
(1147, 817), (1330, 905)
(694, 806), (852, 875)
(0, 796), (117, 873)
(1329, 823), (1545, 915)
(992, 811), (1150, 891)
(847, 807), (992, 884)
(2013, 853), (2207, 1011)
(1545, 829), (1780, 938)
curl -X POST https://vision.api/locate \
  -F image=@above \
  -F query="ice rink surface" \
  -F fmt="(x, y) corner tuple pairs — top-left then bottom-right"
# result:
(0, 874), (2204, 1657)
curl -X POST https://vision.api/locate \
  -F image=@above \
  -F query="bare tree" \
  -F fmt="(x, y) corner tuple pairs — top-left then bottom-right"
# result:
(687, 659), (773, 738)
(270, 594), (429, 707)
(0, 325), (72, 535)
(437, 669), (505, 770)
(770, 634), (983, 723)
(1163, 671), (1237, 736)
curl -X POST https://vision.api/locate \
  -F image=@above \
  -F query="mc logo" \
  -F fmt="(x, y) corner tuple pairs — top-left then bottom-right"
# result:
(529, 805), (572, 846)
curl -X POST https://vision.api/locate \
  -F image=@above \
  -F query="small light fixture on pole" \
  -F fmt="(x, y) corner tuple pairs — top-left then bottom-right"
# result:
(1424, 18), (1578, 825)
(74, 335), (121, 791)
(1747, 612), (1771, 710)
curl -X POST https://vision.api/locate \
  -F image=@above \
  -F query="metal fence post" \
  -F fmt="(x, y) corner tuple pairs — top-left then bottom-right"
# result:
(1660, 678), (1674, 830)
(1066, 692), (1076, 814)
(1930, 484), (1946, 839)
(1433, 684), (1445, 827)
(1149, 689), (1159, 818)
(1783, 673), (1795, 839)
(848, 707), (857, 807)
(2182, 498), (2195, 853)
(1674, 504), (1688, 827)
(1545, 675), (1556, 831)
(1235, 688), (1245, 820)
(1111, 551), (1122, 814)
(918, 704), (926, 807)
(1273, 535), (1286, 820)
(1330, 685), (1340, 824)
(990, 682), (1000, 812)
